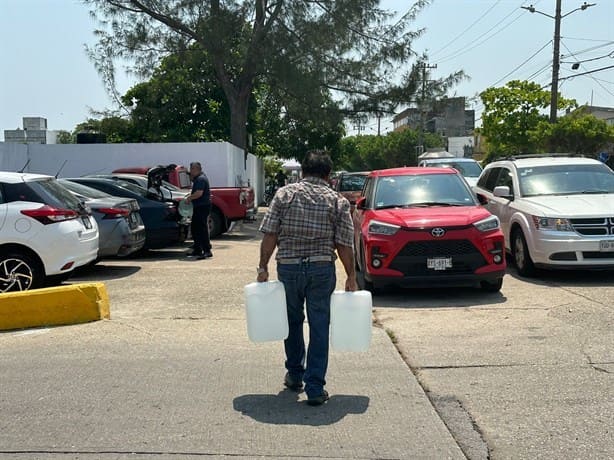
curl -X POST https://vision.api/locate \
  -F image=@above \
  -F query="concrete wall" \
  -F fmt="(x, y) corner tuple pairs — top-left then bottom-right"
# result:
(0, 141), (264, 201)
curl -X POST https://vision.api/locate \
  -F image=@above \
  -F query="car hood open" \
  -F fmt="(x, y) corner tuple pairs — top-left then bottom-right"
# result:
(521, 194), (614, 217)
(371, 206), (492, 229)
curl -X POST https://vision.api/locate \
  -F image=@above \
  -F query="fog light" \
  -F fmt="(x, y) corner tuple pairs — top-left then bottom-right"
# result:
(493, 254), (502, 264)
(372, 258), (382, 268)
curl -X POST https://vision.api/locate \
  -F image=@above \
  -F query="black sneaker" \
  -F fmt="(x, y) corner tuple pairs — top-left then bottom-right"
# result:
(203, 251), (213, 258)
(284, 373), (303, 391)
(306, 390), (329, 406)
(186, 251), (203, 258)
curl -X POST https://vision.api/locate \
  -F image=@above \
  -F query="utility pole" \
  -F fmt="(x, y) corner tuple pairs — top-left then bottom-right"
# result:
(418, 62), (437, 155)
(550, 0), (562, 123)
(522, 2), (596, 123)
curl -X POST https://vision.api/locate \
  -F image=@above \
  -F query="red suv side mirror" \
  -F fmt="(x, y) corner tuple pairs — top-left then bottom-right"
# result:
(355, 197), (366, 210)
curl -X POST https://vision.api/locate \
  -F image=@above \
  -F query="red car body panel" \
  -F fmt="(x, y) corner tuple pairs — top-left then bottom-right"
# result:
(354, 167), (506, 288)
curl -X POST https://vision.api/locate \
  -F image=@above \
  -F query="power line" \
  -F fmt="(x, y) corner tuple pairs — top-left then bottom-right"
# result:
(555, 65), (614, 83)
(430, 0), (502, 58)
(434, 0), (541, 64)
(563, 41), (614, 99)
(561, 36), (614, 43)
(489, 40), (553, 87)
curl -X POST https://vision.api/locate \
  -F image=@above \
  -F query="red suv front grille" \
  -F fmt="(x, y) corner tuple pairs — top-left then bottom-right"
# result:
(389, 239), (487, 276)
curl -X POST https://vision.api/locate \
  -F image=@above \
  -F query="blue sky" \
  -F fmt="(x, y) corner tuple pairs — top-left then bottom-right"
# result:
(1, 0), (613, 139)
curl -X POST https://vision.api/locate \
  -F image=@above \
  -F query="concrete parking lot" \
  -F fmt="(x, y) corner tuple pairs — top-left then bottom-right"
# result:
(1, 217), (613, 459)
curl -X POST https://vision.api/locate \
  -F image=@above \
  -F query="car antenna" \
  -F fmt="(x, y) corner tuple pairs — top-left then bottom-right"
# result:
(18, 159), (30, 173)
(55, 160), (68, 178)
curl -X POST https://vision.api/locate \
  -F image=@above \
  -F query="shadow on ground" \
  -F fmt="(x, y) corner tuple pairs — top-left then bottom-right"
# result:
(233, 390), (369, 426)
(372, 285), (508, 309)
(70, 264), (141, 281)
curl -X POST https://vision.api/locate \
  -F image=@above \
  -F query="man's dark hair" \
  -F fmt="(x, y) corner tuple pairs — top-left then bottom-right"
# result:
(301, 150), (333, 179)
(190, 162), (202, 170)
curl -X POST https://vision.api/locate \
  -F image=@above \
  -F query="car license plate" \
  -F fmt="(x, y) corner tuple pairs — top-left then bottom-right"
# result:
(599, 240), (614, 252)
(427, 257), (453, 271)
(81, 216), (92, 229)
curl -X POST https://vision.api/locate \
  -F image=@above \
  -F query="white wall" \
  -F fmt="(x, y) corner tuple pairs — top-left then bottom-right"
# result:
(0, 142), (263, 192)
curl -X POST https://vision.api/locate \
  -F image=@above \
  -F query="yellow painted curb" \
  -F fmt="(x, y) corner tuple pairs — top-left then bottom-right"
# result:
(0, 283), (110, 331)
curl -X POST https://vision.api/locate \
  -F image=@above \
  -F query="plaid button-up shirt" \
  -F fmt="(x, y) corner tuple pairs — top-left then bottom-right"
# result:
(260, 176), (354, 260)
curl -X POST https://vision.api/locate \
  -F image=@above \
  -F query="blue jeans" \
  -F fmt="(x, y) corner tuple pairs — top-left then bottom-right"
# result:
(277, 262), (336, 398)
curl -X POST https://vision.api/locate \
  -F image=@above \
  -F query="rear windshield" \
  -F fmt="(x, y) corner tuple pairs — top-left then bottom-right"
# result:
(114, 181), (149, 197)
(59, 179), (111, 199)
(339, 174), (367, 192)
(428, 161), (482, 178)
(4, 178), (83, 211)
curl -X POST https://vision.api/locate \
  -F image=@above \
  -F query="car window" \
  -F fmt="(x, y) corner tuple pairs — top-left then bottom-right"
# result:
(363, 177), (375, 208)
(339, 174), (367, 192)
(374, 173), (476, 208)
(59, 179), (111, 199)
(4, 178), (82, 211)
(435, 161), (482, 178)
(494, 167), (514, 195)
(480, 167), (501, 192)
(0, 186), (4, 204)
(518, 164), (614, 196)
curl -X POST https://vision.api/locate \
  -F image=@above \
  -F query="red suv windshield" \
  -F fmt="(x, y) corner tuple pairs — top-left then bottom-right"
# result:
(374, 173), (476, 209)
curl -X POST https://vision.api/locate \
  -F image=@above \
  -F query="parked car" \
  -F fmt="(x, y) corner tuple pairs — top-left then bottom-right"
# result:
(353, 167), (506, 292)
(418, 157), (483, 187)
(65, 178), (185, 250)
(0, 172), (99, 291)
(58, 179), (146, 258)
(473, 155), (614, 276)
(111, 165), (256, 237)
(335, 172), (369, 205)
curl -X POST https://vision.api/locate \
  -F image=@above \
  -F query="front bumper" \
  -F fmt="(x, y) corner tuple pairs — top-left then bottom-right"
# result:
(530, 232), (614, 268)
(369, 269), (506, 288)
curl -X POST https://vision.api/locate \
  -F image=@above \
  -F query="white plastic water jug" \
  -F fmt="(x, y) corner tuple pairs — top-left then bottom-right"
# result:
(244, 281), (289, 342)
(330, 290), (372, 352)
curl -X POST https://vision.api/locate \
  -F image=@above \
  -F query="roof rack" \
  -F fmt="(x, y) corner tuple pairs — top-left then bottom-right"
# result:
(500, 153), (584, 161)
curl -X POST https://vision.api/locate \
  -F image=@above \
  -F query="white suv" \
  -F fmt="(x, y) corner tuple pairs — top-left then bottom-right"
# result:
(0, 172), (99, 292)
(474, 156), (614, 276)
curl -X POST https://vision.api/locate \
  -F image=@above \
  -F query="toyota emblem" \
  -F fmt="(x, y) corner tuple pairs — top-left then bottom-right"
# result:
(431, 227), (446, 238)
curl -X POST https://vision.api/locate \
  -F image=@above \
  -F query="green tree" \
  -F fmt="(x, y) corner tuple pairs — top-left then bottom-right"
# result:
(55, 130), (74, 144)
(479, 80), (576, 161)
(74, 117), (135, 143)
(531, 109), (614, 155)
(85, 0), (431, 150)
(338, 129), (443, 171)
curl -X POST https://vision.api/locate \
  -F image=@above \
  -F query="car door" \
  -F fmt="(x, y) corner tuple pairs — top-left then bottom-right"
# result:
(475, 167), (501, 215)
(489, 167), (516, 246)
(353, 176), (374, 264)
(0, 185), (7, 231)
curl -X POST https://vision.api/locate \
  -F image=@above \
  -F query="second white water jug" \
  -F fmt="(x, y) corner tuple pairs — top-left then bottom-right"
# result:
(244, 281), (289, 342)
(330, 290), (372, 352)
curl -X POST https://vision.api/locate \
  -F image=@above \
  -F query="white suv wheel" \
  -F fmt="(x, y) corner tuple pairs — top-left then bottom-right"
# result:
(0, 255), (39, 292)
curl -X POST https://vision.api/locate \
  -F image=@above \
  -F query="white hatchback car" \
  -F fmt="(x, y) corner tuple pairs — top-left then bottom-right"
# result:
(474, 156), (614, 276)
(0, 172), (99, 291)
(418, 158), (483, 187)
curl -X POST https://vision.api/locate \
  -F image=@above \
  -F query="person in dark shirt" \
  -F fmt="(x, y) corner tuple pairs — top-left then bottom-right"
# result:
(186, 162), (212, 259)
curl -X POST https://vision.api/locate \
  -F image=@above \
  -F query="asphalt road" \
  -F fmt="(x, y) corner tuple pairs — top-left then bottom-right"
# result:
(1, 218), (612, 459)
(375, 266), (614, 459)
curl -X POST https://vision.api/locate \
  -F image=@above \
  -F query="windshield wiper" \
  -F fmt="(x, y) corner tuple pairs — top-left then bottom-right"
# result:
(407, 202), (464, 207)
(375, 204), (405, 210)
(580, 190), (612, 194)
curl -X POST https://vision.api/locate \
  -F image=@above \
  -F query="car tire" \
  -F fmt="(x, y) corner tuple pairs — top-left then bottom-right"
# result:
(0, 251), (44, 292)
(480, 278), (503, 293)
(512, 230), (535, 277)
(208, 209), (225, 238)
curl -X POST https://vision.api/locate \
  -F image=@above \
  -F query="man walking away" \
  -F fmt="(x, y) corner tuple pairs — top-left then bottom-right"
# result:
(186, 162), (212, 260)
(257, 150), (357, 406)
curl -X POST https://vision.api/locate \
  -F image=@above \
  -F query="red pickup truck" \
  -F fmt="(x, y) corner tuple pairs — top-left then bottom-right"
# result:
(112, 165), (256, 237)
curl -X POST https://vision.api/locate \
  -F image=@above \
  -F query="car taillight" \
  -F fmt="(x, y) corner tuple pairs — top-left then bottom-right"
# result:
(96, 207), (131, 219)
(21, 205), (79, 225)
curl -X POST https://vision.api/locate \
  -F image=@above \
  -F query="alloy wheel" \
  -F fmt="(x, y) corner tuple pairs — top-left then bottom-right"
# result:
(0, 258), (34, 292)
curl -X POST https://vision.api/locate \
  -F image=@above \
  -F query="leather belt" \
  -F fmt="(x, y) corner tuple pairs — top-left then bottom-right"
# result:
(278, 255), (333, 264)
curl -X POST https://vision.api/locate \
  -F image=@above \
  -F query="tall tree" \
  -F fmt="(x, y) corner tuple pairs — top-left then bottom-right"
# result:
(479, 80), (575, 161)
(85, 0), (430, 150)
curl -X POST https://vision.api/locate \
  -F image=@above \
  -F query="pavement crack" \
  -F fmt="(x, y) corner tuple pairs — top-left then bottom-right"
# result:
(415, 363), (526, 370)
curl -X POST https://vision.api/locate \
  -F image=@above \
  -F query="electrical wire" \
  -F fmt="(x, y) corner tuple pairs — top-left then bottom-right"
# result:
(429, 0), (502, 58)
(489, 40), (553, 87)
(434, 0), (541, 65)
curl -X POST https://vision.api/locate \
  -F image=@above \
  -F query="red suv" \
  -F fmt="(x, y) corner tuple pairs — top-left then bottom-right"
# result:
(353, 167), (506, 292)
